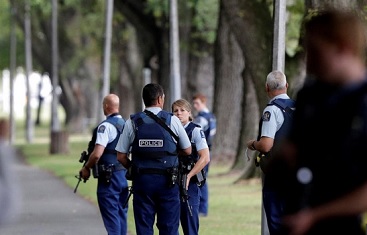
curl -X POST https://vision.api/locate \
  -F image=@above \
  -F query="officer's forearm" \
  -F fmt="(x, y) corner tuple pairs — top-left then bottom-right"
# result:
(308, 182), (367, 221)
(254, 137), (274, 153)
(117, 152), (131, 168)
(85, 145), (104, 169)
(85, 153), (99, 169)
(188, 148), (210, 179)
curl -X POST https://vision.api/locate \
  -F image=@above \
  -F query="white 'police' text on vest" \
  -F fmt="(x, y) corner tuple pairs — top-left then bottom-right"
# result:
(139, 139), (164, 147)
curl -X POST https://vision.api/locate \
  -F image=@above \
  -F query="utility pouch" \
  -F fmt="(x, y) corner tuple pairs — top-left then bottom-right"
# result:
(125, 165), (135, 181)
(92, 165), (99, 178)
(195, 169), (206, 187)
(256, 152), (271, 174)
(98, 164), (113, 184)
(167, 167), (179, 188)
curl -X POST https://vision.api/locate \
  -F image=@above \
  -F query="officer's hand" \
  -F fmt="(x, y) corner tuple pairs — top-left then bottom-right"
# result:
(186, 175), (192, 190)
(79, 167), (91, 181)
(246, 140), (256, 150)
(283, 209), (315, 235)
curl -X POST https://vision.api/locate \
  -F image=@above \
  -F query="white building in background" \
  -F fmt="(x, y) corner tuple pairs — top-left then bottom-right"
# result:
(0, 69), (53, 120)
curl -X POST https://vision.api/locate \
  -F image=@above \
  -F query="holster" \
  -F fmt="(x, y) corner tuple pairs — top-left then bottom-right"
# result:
(195, 169), (206, 187)
(95, 163), (125, 184)
(167, 167), (179, 188)
(92, 165), (99, 178)
(255, 152), (271, 174)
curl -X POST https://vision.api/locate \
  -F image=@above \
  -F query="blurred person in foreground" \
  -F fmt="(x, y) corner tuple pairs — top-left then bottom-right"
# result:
(0, 119), (21, 226)
(172, 99), (210, 235)
(192, 93), (216, 216)
(279, 9), (367, 235)
(79, 94), (128, 235)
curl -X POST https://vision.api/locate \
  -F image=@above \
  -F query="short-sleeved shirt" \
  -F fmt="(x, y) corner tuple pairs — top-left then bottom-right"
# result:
(193, 108), (210, 132)
(115, 107), (191, 154)
(95, 114), (122, 147)
(184, 122), (208, 151)
(260, 93), (290, 139)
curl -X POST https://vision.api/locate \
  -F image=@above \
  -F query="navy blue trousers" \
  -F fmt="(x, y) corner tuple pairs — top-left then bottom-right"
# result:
(180, 182), (201, 235)
(133, 174), (180, 235)
(97, 170), (129, 235)
(199, 164), (209, 215)
(263, 189), (285, 235)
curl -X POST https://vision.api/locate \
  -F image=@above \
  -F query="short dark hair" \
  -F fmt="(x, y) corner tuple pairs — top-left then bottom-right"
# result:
(142, 83), (164, 107)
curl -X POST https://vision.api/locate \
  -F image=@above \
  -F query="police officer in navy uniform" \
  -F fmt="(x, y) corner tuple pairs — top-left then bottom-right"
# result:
(79, 94), (128, 235)
(115, 83), (191, 235)
(192, 93), (216, 217)
(247, 71), (295, 235)
(172, 99), (210, 235)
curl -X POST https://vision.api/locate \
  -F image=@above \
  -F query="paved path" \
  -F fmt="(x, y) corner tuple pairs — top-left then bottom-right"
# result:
(0, 153), (106, 235)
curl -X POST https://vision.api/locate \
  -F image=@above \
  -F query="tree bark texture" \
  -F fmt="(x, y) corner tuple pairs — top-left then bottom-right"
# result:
(219, 0), (273, 179)
(14, 3), (100, 133)
(50, 131), (69, 154)
(115, 0), (215, 111)
(212, 5), (244, 163)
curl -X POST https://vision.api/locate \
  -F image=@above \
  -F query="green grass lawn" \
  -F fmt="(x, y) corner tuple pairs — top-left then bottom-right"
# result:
(16, 127), (262, 235)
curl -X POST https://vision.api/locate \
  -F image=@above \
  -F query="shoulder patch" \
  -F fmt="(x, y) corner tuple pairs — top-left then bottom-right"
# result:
(97, 125), (106, 133)
(262, 111), (271, 122)
(200, 130), (205, 138)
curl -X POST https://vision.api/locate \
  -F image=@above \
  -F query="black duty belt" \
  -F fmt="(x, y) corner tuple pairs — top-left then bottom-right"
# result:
(98, 163), (125, 172)
(133, 152), (177, 159)
(136, 168), (169, 175)
(103, 149), (117, 154)
(134, 167), (179, 175)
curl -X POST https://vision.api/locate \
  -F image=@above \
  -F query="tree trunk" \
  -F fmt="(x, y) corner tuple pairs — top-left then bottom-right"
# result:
(115, 23), (144, 117)
(183, 1), (216, 106)
(114, 0), (216, 112)
(305, 0), (360, 9)
(13, 2), (101, 133)
(185, 48), (215, 106)
(211, 4), (244, 163)
(285, 53), (306, 98)
(220, 0), (273, 179)
(231, 69), (259, 176)
(50, 131), (69, 154)
(24, 0), (33, 143)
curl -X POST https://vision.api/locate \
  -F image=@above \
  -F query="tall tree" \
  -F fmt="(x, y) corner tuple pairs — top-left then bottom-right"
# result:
(24, 0), (33, 143)
(215, 0), (273, 178)
(9, 0), (17, 145)
(211, 1), (244, 164)
(114, 0), (218, 110)
(214, 0), (310, 178)
(12, 0), (108, 132)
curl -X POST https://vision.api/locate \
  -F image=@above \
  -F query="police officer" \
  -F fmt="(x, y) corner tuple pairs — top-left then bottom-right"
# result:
(192, 93), (216, 217)
(246, 71), (295, 235)
(115, 83), (191, 235)
(79, 94), (128, 235)
(172, 99), (210, 235)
